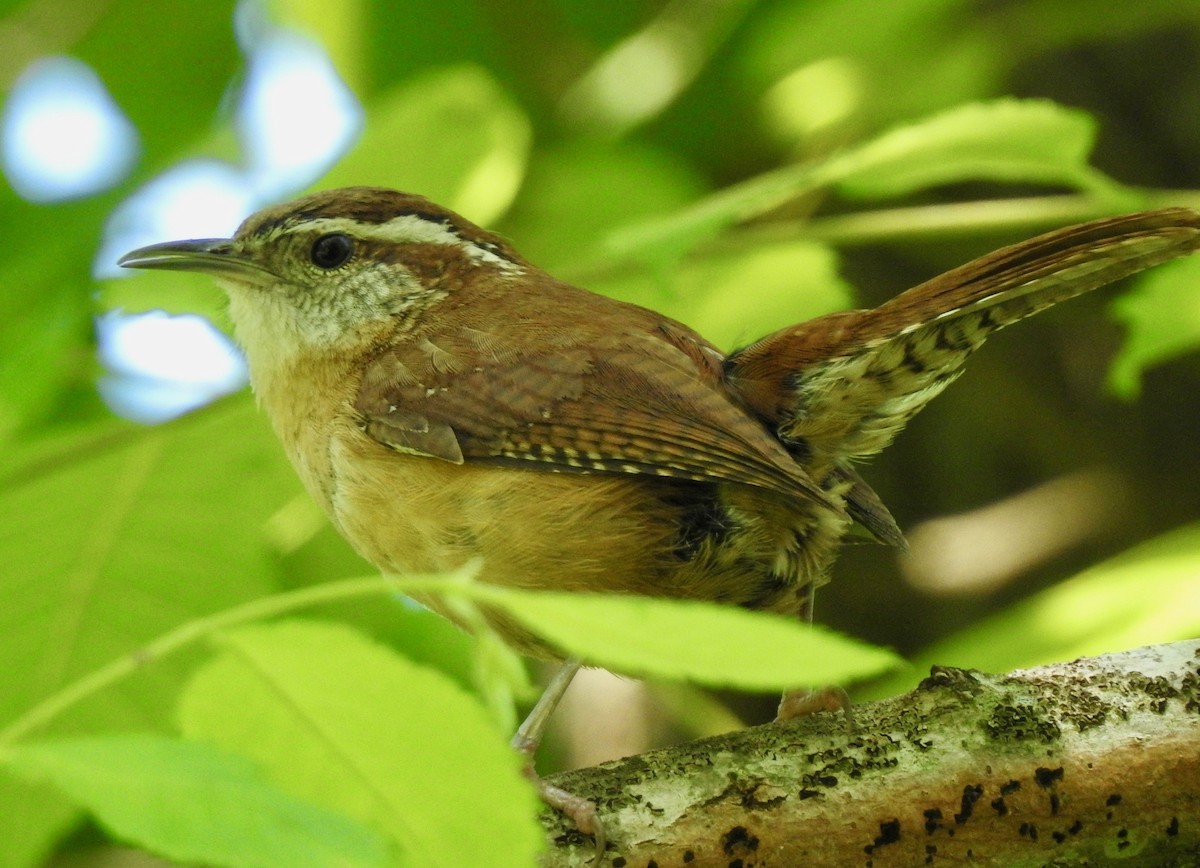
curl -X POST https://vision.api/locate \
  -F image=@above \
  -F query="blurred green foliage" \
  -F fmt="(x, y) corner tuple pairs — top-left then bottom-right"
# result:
(3, 0), (1200, 864)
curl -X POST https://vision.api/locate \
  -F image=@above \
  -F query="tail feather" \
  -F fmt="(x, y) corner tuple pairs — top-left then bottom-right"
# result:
(726, 208), (1200, 470)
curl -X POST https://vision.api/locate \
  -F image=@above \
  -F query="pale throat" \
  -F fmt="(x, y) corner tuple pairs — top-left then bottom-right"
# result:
(238, 329), (364, 511)
(221, 266), (409, 348)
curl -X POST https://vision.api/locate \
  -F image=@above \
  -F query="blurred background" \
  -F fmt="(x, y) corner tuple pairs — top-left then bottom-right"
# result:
(4, 0), (1200, 862)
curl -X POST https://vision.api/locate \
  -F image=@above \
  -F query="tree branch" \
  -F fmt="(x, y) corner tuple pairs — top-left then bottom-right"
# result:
(540, 640), (1200, 867)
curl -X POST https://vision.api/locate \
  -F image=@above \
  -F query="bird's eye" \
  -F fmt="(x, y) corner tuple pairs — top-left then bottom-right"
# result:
(310, 233), (354, 269)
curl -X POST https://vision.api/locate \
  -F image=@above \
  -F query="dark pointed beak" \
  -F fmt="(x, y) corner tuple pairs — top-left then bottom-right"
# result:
(118, 239), (275, 282)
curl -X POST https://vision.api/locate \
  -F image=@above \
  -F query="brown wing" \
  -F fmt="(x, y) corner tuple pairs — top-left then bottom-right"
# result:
(727, 208), (1200, 465)
(354, 314), (840, 511)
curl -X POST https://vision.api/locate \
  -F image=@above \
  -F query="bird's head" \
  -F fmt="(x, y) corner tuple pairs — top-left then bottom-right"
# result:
(119, 186), (526, 354)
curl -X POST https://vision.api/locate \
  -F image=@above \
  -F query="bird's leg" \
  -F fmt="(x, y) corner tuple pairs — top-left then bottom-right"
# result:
(512, 658), (606, 861)
(775, 590), (854, 724)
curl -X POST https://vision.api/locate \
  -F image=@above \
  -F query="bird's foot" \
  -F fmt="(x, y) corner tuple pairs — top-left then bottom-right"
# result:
(522, 765), (607, 865)
(776, 685), (855, 728)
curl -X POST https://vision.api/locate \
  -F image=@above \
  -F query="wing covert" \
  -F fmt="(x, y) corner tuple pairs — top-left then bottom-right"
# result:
(354, 320), (837, 510)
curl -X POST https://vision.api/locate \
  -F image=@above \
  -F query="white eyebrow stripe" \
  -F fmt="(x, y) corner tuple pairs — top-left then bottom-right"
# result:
(299, 215), (521, 271)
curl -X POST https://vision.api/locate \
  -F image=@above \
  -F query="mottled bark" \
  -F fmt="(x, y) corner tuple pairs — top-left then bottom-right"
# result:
(541, 640), (1200, 867)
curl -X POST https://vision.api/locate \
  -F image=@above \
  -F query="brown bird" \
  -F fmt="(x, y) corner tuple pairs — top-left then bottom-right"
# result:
(120, 188), (1200, 854)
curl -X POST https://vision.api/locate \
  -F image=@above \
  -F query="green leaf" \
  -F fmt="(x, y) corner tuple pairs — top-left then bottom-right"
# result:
(465, 585), (902, 691)
(0, 397), (298, 731)
(865, 522), (1200, 699)
(177, 620), (543, 866)
(4, 734), (390, 868)
(0, 771), (79, 868)
(498, 140), (705, 270)
(471, 629), (534, 735)
(77, 1), (241, 165)
(358, 0), (501, 92)
(739, 0), (999, 135)
(831, 98), (1123, 200)
(271, 1), (369, 94)
(99, 271), (232, 329)
(323, 66), (531, 224)
(0, 397), (303, 862)
(599, 162), (825, 271)
(679, 240), (853, 350)
(589, 239), (853, 351)
(1107, 257), (1200, 398)
(0, 0), (241, 434)
(600, 99), (1133, 272)
(0, 254), (92, 436)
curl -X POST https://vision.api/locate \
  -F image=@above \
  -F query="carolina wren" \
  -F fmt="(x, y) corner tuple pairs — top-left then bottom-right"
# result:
(120, 187), (1200, 852)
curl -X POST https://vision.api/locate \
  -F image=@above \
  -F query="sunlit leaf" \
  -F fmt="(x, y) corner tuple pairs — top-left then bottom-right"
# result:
(79, 1), (240, 162)
(272, 0), (368, 94)
(0, 259), (91, 436)
(599, 162), (825, 270)
(739, 0), (998, 134)
(4, 734), (390, 868)
(832, 98), (1123, 199)
(865, 522), (1200, 698)
(323, 66), (531, 224)
(0, 0), (241, 434)
(0, 772), (78, 868)
(177, 620), (542, 866)
(499, 140), (705, 270)
(464, 585), (902, 691)
(600, 99), (1135, 272)
(1107, 257), (1200, 398)
(589, 239), (853, 350)
(0, 397), (296, 731)
(681, 240), (853, 349)
(98, 271), (231, 328)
